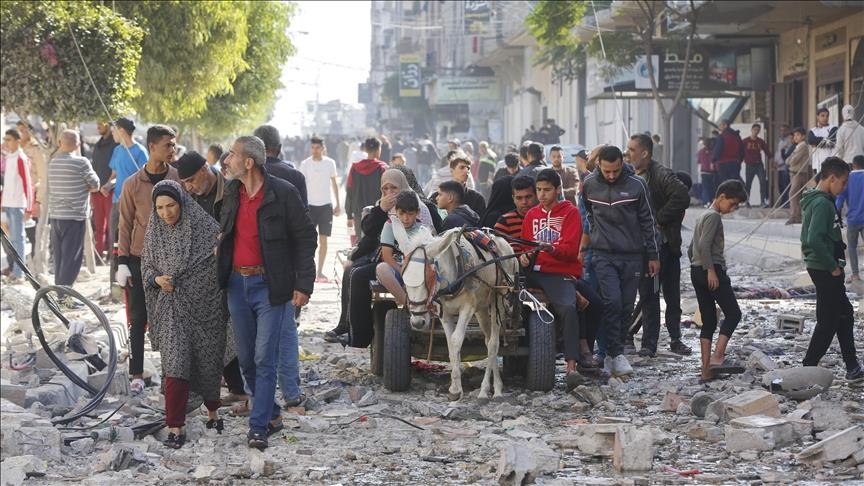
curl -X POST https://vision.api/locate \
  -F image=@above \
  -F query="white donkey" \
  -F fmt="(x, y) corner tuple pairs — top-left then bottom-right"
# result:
(394, 224), (517, 400)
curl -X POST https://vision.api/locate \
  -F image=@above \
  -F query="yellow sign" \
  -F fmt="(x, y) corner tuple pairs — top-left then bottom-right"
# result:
(399, 54), (422, 98)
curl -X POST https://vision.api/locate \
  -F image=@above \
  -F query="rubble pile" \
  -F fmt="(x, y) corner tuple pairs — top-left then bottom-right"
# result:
(1, 264), (862, 485)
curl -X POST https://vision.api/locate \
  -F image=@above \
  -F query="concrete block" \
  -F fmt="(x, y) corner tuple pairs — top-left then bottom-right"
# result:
(797, 426), (864, 464)
(747, 350), (776, 371)
(498, 440), (560, 484)
(87, 370), (131, 396)
(613, 426), (654, 472)
(722, 390), (780, 419)
(684, 421), (724, 443)
(24, 375), (83, 408)
(776, 314), (804, 333)
(808, 400), (852, 432)
(551, 423), (620, 456)
(725, 415), (803, 452)
(763, 366), (834, 401)
(0, 411), (62, 460)
(0, 380), (27, 408)
(0, 455), (46, 486)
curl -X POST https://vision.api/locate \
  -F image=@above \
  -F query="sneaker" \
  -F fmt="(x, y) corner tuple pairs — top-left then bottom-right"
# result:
(637, 348), (655, 358)
(247, 430), (268, 450)
(846, 365), (864, 383)
(610, 355), (634, 377)
(603, 356), (613, 375)
(670, 340), (693, 355)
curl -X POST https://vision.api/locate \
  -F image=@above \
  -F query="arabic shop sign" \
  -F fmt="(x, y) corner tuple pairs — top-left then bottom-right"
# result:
(588, 46), (772, 97)
(431, 77), (500, 104)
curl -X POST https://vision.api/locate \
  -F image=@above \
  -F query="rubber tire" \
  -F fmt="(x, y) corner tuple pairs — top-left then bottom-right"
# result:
(370, 301), (397, 376)
(525, 313), (555, 391)
(383, 308), (412, 391)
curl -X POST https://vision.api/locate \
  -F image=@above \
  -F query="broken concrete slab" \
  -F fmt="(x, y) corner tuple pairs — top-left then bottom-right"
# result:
(0, 379), (27, 407)
(747, 350), (776, 371)
(722, 390), (780, 419)
(684, 421), (724, 443)
(0, 407), (62, 460)
(725, 415), (806, 452)
(0, 454), (47, 486)
(660, 391), (685, 412)
(797, 426), (864, 465)
(762, 367), (833, 400)
(806, 400), (852, 433)
(497, 440), (560, 485)
(549, 423), (620, 456)
(87, 369), (131, 396)
(613, 426), (654, 472)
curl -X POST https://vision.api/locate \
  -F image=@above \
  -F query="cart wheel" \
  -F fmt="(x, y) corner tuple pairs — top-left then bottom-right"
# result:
(503, 355), (527, 378)
(525, 312), (555, 391)
(383, 308), (412, 391)
(370, 301), (397, 376)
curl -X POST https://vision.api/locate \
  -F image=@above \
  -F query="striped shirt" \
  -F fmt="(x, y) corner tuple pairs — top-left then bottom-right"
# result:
(494, 210), (525, 252)
(48, 152), (100, 221)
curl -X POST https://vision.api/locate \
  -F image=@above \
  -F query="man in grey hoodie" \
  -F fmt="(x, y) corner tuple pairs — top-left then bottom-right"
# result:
(582, 145), (659, 377)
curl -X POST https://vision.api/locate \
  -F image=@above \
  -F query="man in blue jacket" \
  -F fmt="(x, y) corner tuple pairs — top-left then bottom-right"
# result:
(218, 136), (317, 450)
(582, 145), (659, 377)
(837, 155), (864, 283)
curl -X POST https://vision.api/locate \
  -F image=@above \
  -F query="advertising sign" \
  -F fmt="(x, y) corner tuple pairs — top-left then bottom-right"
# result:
(399, 54), (422, 98)
(465, 1), (491, 34)
(432, 77), (500, 104)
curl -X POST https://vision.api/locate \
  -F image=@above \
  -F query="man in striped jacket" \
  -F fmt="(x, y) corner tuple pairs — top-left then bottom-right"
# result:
(47, 130), (100, 286)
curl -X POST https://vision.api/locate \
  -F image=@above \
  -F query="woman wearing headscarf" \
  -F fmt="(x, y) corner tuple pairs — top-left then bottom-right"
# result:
(325, 169), (437, 346)
(142, 180), (226, 449)
(479, 175), (516, 228)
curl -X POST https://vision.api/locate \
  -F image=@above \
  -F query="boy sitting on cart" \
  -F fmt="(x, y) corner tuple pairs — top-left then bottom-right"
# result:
(376, 190), (425, 307)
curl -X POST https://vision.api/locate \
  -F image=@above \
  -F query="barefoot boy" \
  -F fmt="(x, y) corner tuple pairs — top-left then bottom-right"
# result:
(688, 180), (748, 381)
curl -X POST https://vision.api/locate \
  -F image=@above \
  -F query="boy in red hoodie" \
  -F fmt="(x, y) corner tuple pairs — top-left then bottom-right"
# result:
(520, 168), (583, 375)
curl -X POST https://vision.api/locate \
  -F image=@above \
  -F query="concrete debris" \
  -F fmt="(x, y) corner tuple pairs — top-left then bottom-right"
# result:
(746, 349), (776, 371)
(762, 367), (834, 400)
(805, 400), (853, 433)
(0, 455), (46, 486)
(613, 426), (654, 472)
(661, 391), (685, 412)
(248, 449), (276, 476)
(797, 426), (864, 465)
(571, 385), (606, 407)
(721, 390), (781, 419)
(497, 440), (559, 485)
(724, 415), (808, 452)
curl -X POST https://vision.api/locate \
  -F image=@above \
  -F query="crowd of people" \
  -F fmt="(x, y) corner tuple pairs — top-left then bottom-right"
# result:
(0, 106), (862, 452)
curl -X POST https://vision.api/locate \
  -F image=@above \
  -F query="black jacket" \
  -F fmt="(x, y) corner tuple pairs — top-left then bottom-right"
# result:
(582, 163), (659, 259)
(639, 160), (690, 250)
(218, 171), (317, 305)
(442, 204), (480, 230)
(266, 156), (307, 206)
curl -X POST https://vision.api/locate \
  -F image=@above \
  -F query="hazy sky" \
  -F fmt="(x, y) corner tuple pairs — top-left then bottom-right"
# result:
(268, 1), (372, 137)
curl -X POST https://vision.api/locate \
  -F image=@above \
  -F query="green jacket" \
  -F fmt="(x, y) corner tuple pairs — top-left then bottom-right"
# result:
(800, 188), (842, 271)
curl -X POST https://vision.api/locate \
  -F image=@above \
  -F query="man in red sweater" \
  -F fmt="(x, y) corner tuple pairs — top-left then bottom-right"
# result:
(743, 123), (772, 207)
(520, 168), (583, 375)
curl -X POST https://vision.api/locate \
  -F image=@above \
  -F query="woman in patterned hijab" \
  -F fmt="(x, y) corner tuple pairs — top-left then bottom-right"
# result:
(142, 180), (226, 448)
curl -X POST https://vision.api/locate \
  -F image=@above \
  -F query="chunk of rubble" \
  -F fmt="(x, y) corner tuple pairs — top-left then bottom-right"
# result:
(797, 425), (864, 465)
(762, 367), (833, 400)
(721, 389), (781, 419)
(497, 439), (559, 485)
(547, 423), (654, 472)
(0, 455), (47, 486)
(805, 399), (853, 433)
(724, 415), (808, 452)
(747, 350), (776, 371)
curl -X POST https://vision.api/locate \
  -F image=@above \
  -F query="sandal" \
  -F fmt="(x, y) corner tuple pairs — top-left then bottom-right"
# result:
(267, 419), (284, 436)
(231, 400), (251, 416)
(206, 418), (225, 434)
(248, 430), (268, 450)
(130, 378), (146, 395)
(709, 360), (745, 375)
(163, 431), (186, 449)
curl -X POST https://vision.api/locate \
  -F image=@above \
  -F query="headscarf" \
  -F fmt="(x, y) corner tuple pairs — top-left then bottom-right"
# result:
(391, 165), (424, 197)
(380, 168), (435, 233)
(480, 175), (516, 228)
(141, 180), (225, 398)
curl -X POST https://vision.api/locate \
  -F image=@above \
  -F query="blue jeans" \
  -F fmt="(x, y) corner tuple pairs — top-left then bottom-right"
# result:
(227, 272), (290, 433)
(3, 208), (26, 277)
(278, 300), (301, 402)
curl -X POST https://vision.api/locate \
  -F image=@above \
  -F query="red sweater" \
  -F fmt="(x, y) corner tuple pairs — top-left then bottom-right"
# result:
(521, 200), (583, 277)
